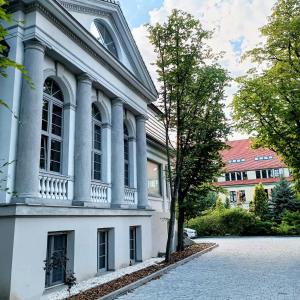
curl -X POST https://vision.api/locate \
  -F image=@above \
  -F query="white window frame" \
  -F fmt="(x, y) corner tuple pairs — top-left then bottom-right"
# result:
(40, 79), (64, 174)
(92, 104), (102, 181)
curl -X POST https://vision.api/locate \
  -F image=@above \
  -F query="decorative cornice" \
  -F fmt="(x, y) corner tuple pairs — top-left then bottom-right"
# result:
(58, 1), (110, 17)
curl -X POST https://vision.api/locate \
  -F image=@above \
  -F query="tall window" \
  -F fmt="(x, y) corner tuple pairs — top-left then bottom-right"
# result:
(129, 227), (136, 262)
(124, 125), (129, 187)
(147, 160), (162, 196)
(92, 104), (102, 181)
(90, 21), (118, 58)
(229, 191), (237, 203)
(40, 78), (64, 173)
(98, 230), (108, 271)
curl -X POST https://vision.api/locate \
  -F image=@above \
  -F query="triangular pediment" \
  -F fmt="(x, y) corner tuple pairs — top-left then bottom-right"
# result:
(58, 0), (157, 97)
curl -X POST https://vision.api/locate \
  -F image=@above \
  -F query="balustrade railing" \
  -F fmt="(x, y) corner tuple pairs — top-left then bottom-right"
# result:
(124, 187), (136, 204)
(39, 173), (72, 200)
(91, 181), (110, 203)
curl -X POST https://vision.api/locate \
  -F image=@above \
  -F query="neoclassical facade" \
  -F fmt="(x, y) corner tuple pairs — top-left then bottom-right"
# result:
(0, 1), (170, 299)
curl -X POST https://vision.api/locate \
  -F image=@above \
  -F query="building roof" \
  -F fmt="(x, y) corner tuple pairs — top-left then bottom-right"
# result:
(222, 139), (285, 172)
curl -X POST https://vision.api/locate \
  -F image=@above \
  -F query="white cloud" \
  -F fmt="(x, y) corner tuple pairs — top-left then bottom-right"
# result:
(132, 0), (276, 140)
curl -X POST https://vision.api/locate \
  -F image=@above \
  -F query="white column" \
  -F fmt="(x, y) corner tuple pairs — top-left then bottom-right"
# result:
(136, 115), (149, 208)
(111, 98), (125, 207)
(14, 40), (46, 201)
(74, 73), (92, 203)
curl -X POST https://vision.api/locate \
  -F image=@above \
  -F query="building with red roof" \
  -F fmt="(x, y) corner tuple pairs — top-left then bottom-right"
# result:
(216, 139), (291, 207)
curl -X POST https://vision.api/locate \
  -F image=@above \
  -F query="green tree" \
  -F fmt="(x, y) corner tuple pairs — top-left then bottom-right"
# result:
(215, 197), (225, 212)
(184, 188), (218, 220)
(253, 183), (269, 220)
(270, 178), (299, 221)
(148, 10), (230, 259)
(232, 0), (300, 189)
(224, 197), (230, 209)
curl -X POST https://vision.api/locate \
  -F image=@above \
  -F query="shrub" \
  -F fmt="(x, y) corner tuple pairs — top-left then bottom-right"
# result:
(187, 208), (279, 236)
(246, 220), (275, 236)
(187, 211), (225, 236)
(224, 197), (230, 209)
(275, 210), (300, 235)
(221, 208), (256, 235)
(215, 197), (225, 212)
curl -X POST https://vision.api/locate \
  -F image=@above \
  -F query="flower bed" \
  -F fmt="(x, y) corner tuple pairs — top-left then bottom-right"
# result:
(69, 243), (215, 300)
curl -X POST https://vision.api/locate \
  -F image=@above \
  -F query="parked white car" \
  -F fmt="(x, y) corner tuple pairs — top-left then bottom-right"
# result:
(184, 228), (197, 238)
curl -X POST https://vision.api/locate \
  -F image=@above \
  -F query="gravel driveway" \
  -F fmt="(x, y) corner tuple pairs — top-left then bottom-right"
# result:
(117, 237), (300, 300)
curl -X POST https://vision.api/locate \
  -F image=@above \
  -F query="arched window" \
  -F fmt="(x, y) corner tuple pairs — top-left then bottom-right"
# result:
(124, 124), (129, 187)
(40, 78), (64, 173)
(92, 104), (102, 181)
(91, 21), (118, 58)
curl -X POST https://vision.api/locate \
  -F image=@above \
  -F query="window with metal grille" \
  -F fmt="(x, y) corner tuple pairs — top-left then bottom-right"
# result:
(40, 78), (64, 173)
(124, 125), (129, 187)
(92, 104), (102, 181)
(45, 233), (67, 288)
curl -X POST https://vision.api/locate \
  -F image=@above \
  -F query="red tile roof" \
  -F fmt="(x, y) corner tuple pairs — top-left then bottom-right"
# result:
(222, 139), (285, 172)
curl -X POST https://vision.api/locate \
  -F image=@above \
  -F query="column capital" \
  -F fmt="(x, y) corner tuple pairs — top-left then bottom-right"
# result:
(136, 114), (148, 122)
(24, 39), (46, 53)
(112, 97), (124, 107)
(77, 73), (93, 85)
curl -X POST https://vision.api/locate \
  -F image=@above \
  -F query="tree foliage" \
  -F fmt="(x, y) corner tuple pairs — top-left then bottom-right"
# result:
(232, 0), (300, 189)
(147, 10), (230, 258)
(253, 183), (269, 220)
(183, 188), (218, 220)
(270, 178), (299, 221)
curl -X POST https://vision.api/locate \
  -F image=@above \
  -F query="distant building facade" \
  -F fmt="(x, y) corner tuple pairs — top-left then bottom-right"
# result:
(0, 1), (170, 299)
(216, 139), (291, 208)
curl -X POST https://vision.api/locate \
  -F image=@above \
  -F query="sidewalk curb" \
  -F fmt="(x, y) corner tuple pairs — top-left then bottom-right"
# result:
(98, 243), (218, 300)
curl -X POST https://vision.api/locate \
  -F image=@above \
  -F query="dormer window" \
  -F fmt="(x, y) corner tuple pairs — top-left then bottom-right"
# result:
(91, 21), (118, 58)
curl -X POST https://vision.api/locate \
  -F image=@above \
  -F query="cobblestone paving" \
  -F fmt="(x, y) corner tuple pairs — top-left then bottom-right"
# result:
(117, 237), (300, 300)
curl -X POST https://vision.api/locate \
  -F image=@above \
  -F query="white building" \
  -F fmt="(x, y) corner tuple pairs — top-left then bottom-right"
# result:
(216, 139), (291, 208)
(0, 1), (170, 299)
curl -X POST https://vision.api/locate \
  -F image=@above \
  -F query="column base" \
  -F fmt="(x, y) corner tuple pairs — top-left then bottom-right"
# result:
(11, 196), (42, 205)
(111, 203), (135, 209)
(137, 204), (151, 210)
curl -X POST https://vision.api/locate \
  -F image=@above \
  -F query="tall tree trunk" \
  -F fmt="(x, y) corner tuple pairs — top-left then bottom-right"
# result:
(165, 194), (177, 262)
(177, 198), (185, 251)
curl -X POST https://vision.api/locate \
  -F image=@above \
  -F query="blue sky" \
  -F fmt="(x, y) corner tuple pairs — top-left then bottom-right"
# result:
(119, 0), (163, 28)
(119, 0), (276, 140)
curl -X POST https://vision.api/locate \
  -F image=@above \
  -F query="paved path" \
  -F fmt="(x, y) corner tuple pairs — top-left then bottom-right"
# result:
(117, 237), (300, 300)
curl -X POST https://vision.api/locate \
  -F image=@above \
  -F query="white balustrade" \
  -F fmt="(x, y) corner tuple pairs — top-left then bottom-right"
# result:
(91, 182), (110, 203)
(39, 174), (71, 200)
(124, 187), (136, 204)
